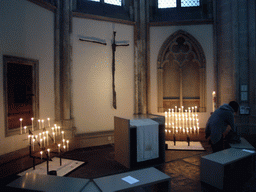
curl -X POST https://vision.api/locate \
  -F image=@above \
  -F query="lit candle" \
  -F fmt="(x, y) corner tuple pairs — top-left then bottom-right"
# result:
(53, 132), (55, 143)
(61, 131), (64, 140)
(58, 126), (61, 135)
(43, 136), (46, 147)
(58, 144), (61, 153)
(55, 125), (58, 135)
(38, 119), (41, 129)
(66, 140), (69, 151)
(179, 108), (181, 128)
(20, 118), (23, 134)
(47, 148), (50, 159)
(63, 145), (66, 151)
(28, 135), (31, 144)
(47, 118), (50, 127)
(192, 114), (195, 127)
(40, 151), (43, 159)
(165, 112), (167, 127)
(32, 139), (35, 151)
(168, 109), (171, 128)
(39, 133), (41, 140)
(182, 114), (185, 128)
(63, 139), (65, 146)
(31, 118), (34, 131)
(188, 108), (191, 128)
(212, 91), (216, 112)
(172, 109), (174, 128)
(24, 126), (27, 133)
(179, 116), (181, 129)
(42, 120), (44, 129)
(46, 131), (49, 145)
(40, 139), (43, 148)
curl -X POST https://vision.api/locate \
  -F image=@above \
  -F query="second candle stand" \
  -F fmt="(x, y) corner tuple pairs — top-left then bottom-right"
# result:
(26, 119), (70, 175)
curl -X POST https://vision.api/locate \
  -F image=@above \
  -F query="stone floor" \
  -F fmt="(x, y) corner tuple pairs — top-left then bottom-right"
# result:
(1, 132), (256, 192)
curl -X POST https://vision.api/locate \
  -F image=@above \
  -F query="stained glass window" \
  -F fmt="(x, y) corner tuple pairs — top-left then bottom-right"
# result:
(158, 0), (176, 8)
(181, 0), (200, 7)
(158, 0), (200, 8)
(105, 0), (121, 6)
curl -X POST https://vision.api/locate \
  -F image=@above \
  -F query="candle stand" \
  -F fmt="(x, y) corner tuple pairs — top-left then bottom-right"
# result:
(22, 119), (69, 175)
(165, 106), (200, 146)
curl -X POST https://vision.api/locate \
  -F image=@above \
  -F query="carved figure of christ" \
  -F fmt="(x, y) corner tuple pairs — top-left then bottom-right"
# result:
(111, 31), (129, 109)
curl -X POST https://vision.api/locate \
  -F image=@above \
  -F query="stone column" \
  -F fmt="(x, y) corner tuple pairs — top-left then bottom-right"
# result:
(235, 0), (249, 133)
(54, 0), (61, 121)
(248, 0), (256, 119)
(55, 0), (74, 135)
(157, 66), (164, 112)
(134, 0), (149, 114)
(215, 0), (253, 134)
(215, 0), (237, 105)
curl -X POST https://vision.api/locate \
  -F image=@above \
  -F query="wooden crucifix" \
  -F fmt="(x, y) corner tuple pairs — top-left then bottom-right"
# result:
(112, 31), (129, 109)
(79, 32), (129, 109)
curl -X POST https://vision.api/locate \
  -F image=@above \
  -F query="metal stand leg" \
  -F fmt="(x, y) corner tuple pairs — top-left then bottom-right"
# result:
(59, 151), (62, 166)
(33, 156), (35, 170)
(47, 153), (49, 174)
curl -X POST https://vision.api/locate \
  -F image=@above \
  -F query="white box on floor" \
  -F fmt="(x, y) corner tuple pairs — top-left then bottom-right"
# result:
(200, 148), (255, 190)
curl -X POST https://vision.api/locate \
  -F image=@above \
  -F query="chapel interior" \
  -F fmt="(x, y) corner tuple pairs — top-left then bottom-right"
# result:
(1, 0), (256, 191)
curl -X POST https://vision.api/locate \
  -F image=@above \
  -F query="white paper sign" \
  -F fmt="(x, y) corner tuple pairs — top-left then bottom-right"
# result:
(242, 149), (255, 153)
(121, 176), (139, 184)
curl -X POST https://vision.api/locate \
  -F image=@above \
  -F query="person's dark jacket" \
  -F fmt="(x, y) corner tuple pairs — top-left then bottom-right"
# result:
(205, 104), (235, 144)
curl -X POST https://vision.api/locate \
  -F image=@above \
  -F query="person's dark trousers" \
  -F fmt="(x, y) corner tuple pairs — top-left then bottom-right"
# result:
(211, 136), (224, 153)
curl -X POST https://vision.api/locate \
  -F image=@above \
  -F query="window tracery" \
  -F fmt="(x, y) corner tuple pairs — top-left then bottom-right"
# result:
(157, 30), (206, 112)
(158, 0), (200, 9)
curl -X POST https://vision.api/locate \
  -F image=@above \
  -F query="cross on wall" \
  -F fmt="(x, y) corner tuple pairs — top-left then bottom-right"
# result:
(79, 31), (129, 109)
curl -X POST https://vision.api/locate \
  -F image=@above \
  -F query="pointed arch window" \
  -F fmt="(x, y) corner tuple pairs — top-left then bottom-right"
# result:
(157, 30), (206, 112)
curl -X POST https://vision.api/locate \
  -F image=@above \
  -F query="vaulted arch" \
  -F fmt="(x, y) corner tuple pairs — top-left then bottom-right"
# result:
(157, 30), (206, 112)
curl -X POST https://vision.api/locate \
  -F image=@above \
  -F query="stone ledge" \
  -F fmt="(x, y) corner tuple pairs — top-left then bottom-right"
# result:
(74, 131), (114, 149)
